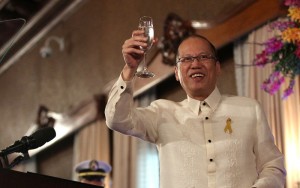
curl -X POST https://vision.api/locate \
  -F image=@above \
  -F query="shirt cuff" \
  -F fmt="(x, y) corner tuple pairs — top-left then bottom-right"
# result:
(117, 74), (134, 93)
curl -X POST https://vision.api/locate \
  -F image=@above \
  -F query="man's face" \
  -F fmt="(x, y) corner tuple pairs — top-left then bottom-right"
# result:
(175, 37), (221, 100)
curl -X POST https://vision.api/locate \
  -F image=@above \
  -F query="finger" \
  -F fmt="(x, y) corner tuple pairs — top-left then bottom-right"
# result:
(130, 35), (147, 44)
(123, 39), (147, 51)
(122, 40), (144, 56)
(122, 46), (144, 56)
(131, 30), (144, 37)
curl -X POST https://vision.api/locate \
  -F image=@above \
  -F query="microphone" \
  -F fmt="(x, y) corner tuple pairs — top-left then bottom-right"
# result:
(0, 127), (56, 156)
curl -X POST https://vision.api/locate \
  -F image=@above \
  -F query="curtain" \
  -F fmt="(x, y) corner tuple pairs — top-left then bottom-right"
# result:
(73, 94), (112, 187)
(73, 119), (111, 186)
(111, 87), (159, 188)
(135, 88), (159, 188)
(110, 130), (138, 188)
(234, 20), (300, 188)
(281, 79), (300, 188)
(234, 25), (284, 151)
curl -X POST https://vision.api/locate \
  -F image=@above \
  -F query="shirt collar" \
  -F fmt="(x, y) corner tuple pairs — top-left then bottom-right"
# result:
(187, 87), (221, 115)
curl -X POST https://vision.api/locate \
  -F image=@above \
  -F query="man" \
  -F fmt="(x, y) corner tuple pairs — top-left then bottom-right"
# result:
(75, 160), (111, 187)
(105, 29), (286, 188)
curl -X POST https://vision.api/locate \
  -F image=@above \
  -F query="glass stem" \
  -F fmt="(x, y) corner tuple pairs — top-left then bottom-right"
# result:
(143, 52), (147, 71)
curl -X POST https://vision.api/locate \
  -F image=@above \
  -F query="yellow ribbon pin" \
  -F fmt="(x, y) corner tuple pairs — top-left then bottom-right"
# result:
(224, 118), (232, 134)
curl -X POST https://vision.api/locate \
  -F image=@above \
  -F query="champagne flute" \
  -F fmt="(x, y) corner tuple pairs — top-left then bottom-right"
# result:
(135, 16), (155, 78)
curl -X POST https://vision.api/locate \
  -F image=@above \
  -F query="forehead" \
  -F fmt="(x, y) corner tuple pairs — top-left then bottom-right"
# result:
(178, 37), (213, 56)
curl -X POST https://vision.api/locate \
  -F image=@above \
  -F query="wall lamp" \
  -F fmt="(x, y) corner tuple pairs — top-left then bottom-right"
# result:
(40, 36), (64, 58)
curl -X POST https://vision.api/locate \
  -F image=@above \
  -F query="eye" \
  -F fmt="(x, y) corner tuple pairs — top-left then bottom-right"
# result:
(183, 56), (194, 62)
(179, 56), (193, 63)
(199, 54), (210, 60)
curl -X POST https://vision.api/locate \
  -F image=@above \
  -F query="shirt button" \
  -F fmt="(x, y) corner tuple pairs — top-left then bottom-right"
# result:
(120, 86), (124, 89)
(203, 102), (206, 106)
(208, 140), (212, 143)
(205, 117), (209, 120)
(210, 159), (213, 162)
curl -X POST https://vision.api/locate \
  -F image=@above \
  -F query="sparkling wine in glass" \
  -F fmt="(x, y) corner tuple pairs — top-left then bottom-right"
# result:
(135, 16), (155, 78)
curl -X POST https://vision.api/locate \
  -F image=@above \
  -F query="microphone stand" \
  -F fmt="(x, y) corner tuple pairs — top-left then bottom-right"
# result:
(8, 152), (29, 169)
(0, 149), (29, 169)
(0, 152), (10, 169)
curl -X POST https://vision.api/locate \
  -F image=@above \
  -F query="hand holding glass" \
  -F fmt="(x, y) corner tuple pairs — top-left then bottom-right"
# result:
(135, 16), (155, 78)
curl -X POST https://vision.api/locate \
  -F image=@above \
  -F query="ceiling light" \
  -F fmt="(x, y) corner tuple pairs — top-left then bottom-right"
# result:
(191, 20), (211, 29)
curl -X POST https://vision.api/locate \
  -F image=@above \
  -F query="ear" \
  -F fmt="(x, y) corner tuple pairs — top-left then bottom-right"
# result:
(174, 66), (179, 81)
(216, 61), (221, 76)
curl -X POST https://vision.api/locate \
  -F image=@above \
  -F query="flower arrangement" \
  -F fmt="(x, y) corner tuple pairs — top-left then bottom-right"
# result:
(254, 0), (300, 99)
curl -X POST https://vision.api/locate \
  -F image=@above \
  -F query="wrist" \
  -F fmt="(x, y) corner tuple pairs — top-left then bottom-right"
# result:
(122, 64), (137, 81)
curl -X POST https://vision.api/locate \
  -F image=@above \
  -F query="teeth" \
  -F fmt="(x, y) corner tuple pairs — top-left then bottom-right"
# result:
(191, 73), (204, 78)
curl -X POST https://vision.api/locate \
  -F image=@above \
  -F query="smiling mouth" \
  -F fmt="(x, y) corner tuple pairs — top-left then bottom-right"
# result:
(191, 73), (204, 78)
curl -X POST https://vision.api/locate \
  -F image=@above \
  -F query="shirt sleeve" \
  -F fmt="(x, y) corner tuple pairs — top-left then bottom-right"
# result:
(252, 101), (286, 188)
(105, 75), (158, 143)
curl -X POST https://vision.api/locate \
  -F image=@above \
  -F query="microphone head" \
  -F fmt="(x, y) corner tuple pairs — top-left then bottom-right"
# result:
(29, 127), (56, 149)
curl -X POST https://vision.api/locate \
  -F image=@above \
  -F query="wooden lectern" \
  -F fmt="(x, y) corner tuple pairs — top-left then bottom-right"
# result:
(0, 168), (98, 188)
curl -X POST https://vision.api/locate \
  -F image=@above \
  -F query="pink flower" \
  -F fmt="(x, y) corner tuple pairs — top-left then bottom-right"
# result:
(284, 0), (300, 6)
(265, 37), (284, 54)
(269, 20), (295, 31)
(282, 79), (295, 99)
(261, 71), (285, 95)
(254, 50), (269, 67)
